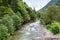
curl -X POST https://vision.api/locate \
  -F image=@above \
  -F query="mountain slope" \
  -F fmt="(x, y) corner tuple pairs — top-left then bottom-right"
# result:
(39, 0), (60, 11)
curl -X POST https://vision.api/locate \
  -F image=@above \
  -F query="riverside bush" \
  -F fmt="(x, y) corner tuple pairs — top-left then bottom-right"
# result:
(46, 21), (60, 34)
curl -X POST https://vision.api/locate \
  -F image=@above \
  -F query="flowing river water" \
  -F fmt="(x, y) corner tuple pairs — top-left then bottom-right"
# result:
(11, 21), (53, 40)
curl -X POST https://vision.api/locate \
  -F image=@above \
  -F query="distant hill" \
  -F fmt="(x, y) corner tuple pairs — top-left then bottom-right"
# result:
(38, 0), (60, 11)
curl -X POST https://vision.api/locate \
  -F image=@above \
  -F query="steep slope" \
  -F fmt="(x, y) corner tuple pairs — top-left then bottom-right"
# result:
(0, 0), (38, 40)
(39, 0), (60, 11)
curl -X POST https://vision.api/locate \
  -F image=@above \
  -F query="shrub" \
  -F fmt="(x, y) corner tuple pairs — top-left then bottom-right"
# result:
(16, 12), (24, 25)
(0, 24), (10, 40)
(0, 6), (8, 17)
(10, 12), (23, 29)
(26, 7), (37, 21)
(46, 21), (60, 34)
(30, 11), (37, 21)
(17, 1), (30, 22)
(19, 9), (30, 22)
(21, 10), (30, 22)
(10, 12), (23, 30)
(2, 14), (15, 35)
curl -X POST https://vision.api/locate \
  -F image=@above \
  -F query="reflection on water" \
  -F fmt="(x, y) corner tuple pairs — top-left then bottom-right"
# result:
(19, 21), (53, 40)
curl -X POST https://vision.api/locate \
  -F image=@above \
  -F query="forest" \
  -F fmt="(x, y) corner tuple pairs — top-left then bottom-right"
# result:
(0, 0), (60, 40)
(0, 0), (38, 40)
(38, 0), (60, 35)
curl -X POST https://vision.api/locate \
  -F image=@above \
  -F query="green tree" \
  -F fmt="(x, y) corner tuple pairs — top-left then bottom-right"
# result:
(26, 7), (37, 21)
(17, 1), (30, 22)
(0, 24), (10, 40)
(0, 0), (38, 40)
(42, 5), (60, 24)
(0, 6), (8, 17)
(2, 14), (15, 35)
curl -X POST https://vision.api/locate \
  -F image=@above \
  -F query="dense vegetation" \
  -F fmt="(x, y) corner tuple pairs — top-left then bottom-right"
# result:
(0, 0), (60, 39)
(39, 5), (60, 35)
(46, 21), (60, 34)
(0, 0), (38, 40)
(37, 0), (60, 35)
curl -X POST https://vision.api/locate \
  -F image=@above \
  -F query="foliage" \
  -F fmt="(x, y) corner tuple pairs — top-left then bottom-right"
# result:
(10, 12), (23, 29)
(30, 10), (37, 21)
(26, 7), (37, 21)
(41, 5), (60, 25)
(0, 24), (10, 40)
(46, 21), (60, 34)
(0, 6), (8, 17)
(40, 5), (60, 35)
(17, 1), (30, 22)
(2, 14), (15, 35)
(0, 0), (37, 40)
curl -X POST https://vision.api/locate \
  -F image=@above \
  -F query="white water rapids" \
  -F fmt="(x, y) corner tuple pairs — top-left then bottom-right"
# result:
(19, 21), (53, 40)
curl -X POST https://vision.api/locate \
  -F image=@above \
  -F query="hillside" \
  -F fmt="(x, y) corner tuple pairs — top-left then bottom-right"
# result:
(0, 0), (38, 40)
(39, 0), (60, 11)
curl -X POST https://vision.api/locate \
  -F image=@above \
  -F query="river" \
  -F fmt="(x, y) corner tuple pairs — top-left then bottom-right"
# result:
(11, 21), (53, 40)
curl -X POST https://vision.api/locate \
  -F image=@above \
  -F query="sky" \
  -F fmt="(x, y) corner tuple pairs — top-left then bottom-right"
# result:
(23, 0), (51, 11)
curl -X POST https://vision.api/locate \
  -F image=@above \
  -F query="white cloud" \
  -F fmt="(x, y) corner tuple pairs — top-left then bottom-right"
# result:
(23, 0), (51, 11)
